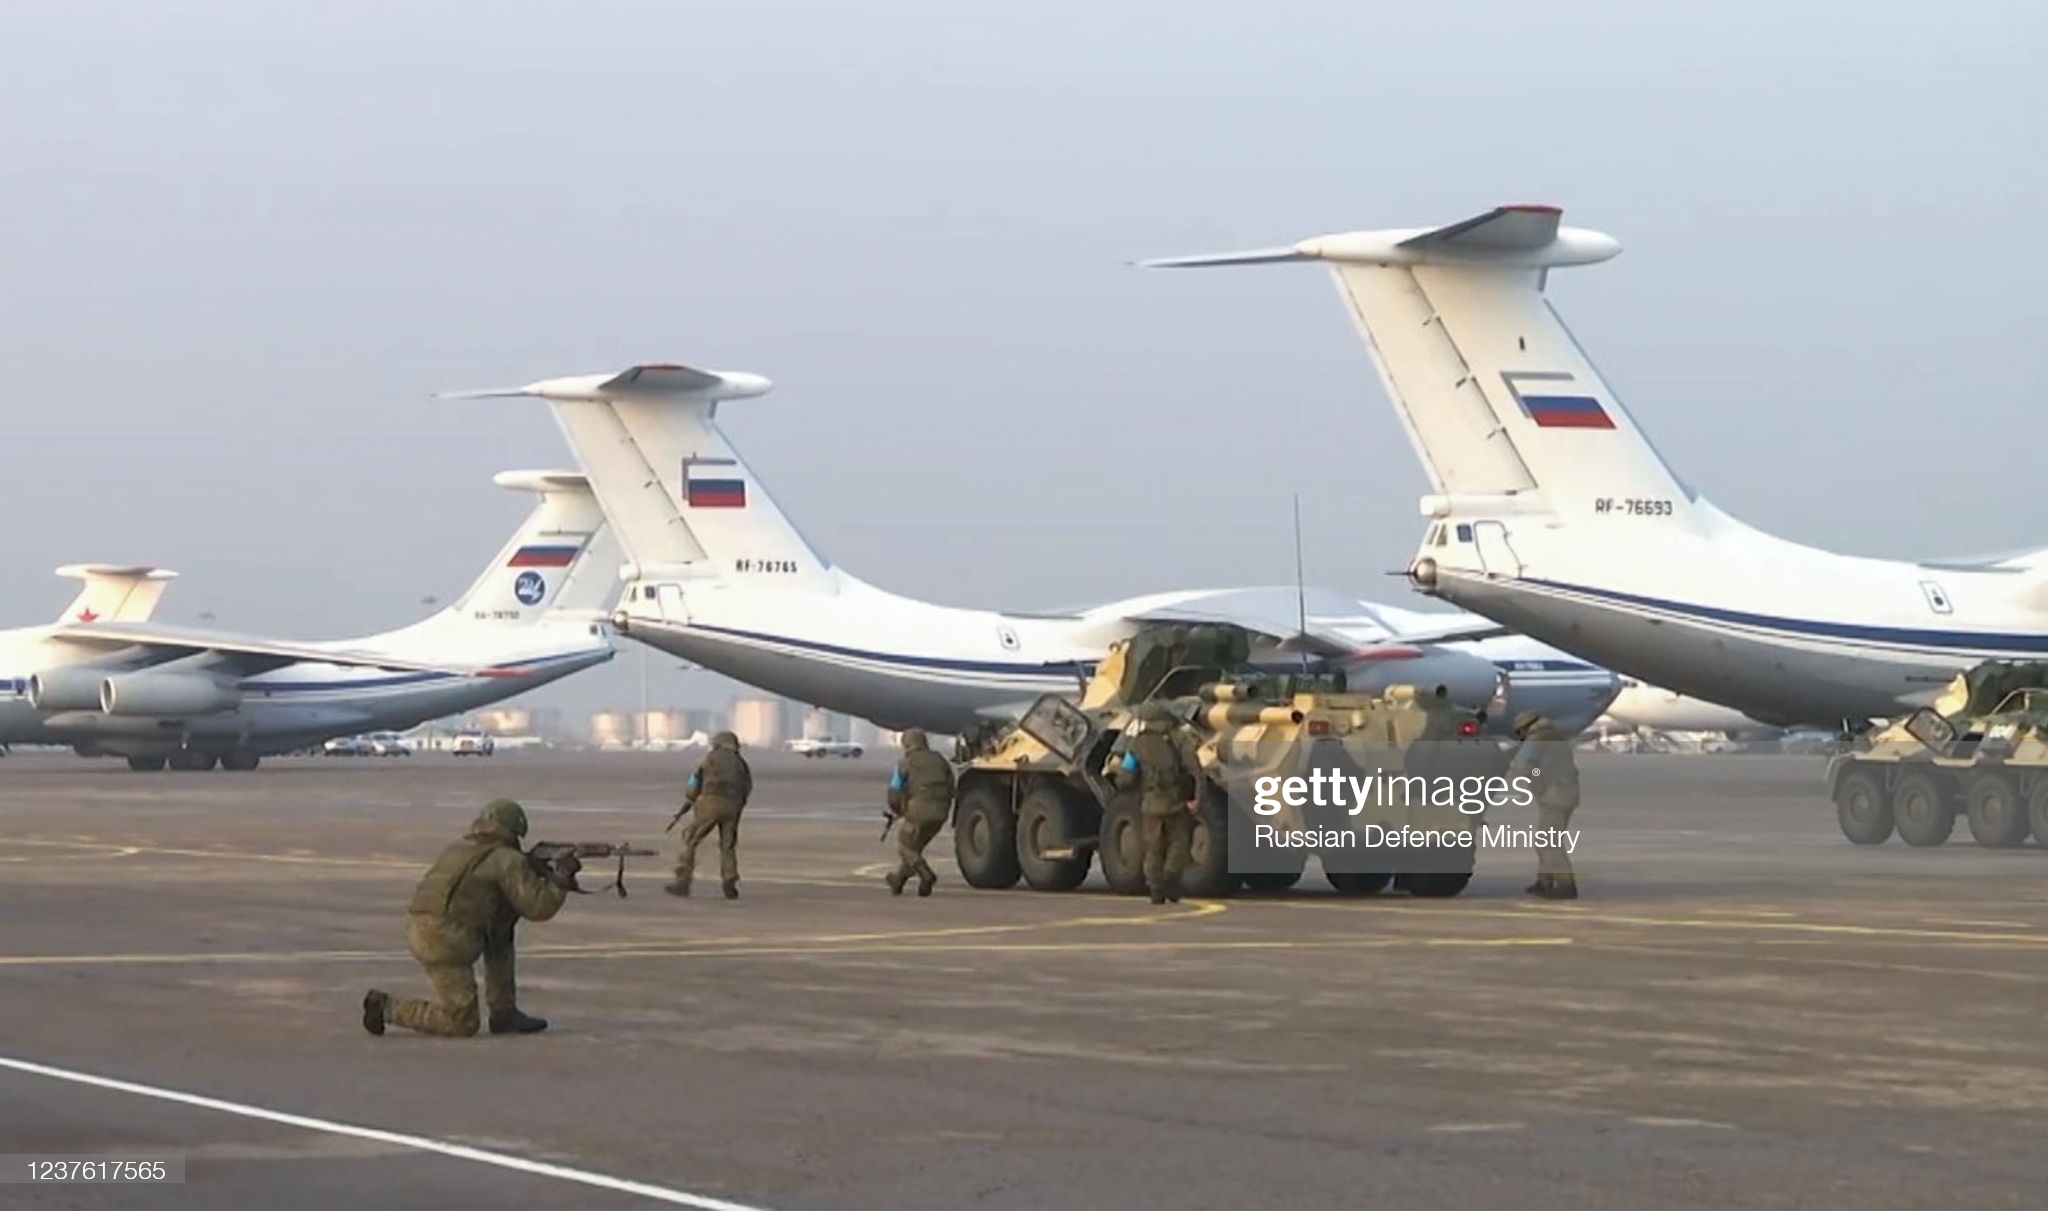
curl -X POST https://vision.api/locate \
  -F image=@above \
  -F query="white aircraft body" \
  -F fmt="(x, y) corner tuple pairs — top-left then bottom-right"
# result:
(0, 471), (619, 770)
(1142, 204), (2047, 729)
(447, 364), (1622, 736)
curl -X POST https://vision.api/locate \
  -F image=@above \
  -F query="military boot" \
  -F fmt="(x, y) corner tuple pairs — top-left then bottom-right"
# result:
(361, 989), (390, 1036)
(664, 879), (690, 897)
(1165, 879), (1183, 904)
(916, 869), (936, 897)
(722, 878), (739, 900)
(1525, 876), (1551, 897)
(489, 1007), (548, 1035)
(1149, 885), (1168, 905)
(886, 869), (906, 896)
(1540, 876), (1579, 901)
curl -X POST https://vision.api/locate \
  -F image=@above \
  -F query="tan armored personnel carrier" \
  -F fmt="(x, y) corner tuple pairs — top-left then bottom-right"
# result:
(1827, 659), (2048, 848)
(949, 622), (1511, 897)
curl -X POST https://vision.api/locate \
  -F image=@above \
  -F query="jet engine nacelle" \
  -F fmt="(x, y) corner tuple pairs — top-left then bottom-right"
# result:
(99, 672), (241, 717)
(1342, 649), (1502, 714)
(27, 667), (108, 712)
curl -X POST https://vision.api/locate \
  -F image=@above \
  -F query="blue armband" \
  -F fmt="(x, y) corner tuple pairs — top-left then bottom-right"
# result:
(687, 771), (701, 791)
(1120, 751), (1138, 772)
(889, 768), (905, 790)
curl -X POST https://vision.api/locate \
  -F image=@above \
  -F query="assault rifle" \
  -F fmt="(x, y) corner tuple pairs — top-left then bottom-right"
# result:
(527, 841), (658, 898)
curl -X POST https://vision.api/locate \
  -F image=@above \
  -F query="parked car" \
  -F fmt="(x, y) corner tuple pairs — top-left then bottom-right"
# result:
(365, 731), (413, 756)
(785, 737), (864, 759)
(322, 735), (370, 756)
(451, 731), (495, 756)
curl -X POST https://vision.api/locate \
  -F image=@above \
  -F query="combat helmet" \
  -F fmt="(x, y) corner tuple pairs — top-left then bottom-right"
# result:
(901, 728), (929, 750)
(475, 798), (529, 839)
(712, 731), (740, 750)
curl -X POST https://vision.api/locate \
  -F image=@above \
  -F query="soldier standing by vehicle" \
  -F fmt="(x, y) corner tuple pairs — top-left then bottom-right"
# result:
(362, 798), (569, 1038)
(1115, 704), (1198, 904)
(667, 730), (753, 899)
(1509, 709), (1581, 899)
(883, 728), (954, 896)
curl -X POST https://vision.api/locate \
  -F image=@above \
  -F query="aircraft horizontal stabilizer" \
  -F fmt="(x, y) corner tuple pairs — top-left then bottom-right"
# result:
(440, 363), (772, 404)
(48, 621), (493, 676)
(1381, 619), (1514, 645)
(1137, 203), (1619, 270)
(1396, 204), (1563, 252)
(56, 563), (179, 582)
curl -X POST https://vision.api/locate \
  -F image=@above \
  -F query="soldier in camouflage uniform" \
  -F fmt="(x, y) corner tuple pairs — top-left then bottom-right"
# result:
(884, 728), (955, 896)
(362, 798), (569, 1038)
(668, 730), (753, 899)
(1509, 709), (1581, 900)
(1115, 704), (1199, 904)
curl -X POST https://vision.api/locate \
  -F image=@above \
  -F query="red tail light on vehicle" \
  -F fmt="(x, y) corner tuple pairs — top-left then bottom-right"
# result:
(1457, 720), (1480, 737)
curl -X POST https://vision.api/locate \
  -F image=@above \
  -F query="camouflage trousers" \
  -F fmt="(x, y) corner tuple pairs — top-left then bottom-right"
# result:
(1537, 802), (1576, 880)
(388, 917), (515, 1038)
(675, 801), (741, 889)
(1141, 810), (1194, 893)
(893, 815), (945, 882)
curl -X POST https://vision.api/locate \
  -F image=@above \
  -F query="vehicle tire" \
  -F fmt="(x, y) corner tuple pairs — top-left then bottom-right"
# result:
(1833, 768), (1894, 845)
(2028, 779), (2048, 848)
(1096, 794), (1148, 896)
(1326, 870), (1391, 895)
(1892, 770), (1955, 847)
(168, 750), (217, 771)
(1406, 872), (1472, 898)
(1016, 782), (1092, 891)
(1238, 870), (1303, 893)
(220, 753), (261, 772)
(953, 779), (1022, 889)
(1179, 786), (1235, 898)
(126, 756), (165, 772)
(1963, 770), (2029, 848)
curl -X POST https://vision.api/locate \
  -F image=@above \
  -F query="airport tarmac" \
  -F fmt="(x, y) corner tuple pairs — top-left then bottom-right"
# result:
(1, 749), (2043, 1210)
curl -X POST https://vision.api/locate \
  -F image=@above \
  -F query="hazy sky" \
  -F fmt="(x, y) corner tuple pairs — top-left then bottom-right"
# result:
(4, 1), (2042, 717)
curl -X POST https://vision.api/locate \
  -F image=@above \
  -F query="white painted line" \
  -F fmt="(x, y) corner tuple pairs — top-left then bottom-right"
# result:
(0, 1055), (780, 1210)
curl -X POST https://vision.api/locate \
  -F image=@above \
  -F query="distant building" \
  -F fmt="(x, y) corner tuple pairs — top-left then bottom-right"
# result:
(730, 698), (785, 748)
(590, 711), (631, 748)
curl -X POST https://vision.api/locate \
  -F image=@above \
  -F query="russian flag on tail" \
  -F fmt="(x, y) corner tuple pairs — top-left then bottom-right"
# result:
(1520, 394), (1615, 429)
(507, 541), (585, 568)
(683, 457), (746, 509)
(1501, 371), (1617, 430)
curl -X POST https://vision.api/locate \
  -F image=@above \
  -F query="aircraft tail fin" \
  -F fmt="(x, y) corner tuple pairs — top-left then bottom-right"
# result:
(443, 363), (836, 592)
(398, 471), (623, 637)
(1143, 205), (1707, 529)
(54, 564), (178, 625)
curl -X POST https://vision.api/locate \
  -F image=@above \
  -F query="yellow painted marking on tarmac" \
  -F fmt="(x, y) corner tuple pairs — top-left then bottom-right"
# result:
(1239, 896), (2048, 948)
(0, 847), (141, 863)
(1921, 917), (2039, 930)
(1, 838), (870, 887)
(1580, 940), (2048, 985)
(0, 934), (1571, 968)
(1694, 908), (1800, 918)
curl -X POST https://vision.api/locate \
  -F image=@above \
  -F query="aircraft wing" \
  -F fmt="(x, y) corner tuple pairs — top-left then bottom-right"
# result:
(1112, 587), (1496, 662)
(45, 621), (512, 677)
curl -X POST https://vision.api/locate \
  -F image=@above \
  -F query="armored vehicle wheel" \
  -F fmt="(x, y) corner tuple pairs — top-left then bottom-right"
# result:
(2029, 779), (2048, 848)
(125, 755), (166, 772)
(220, 752), (261, 772)
(1325, 871), (1391, 895)
(1096, 795), (1149, 895)
(1892, 770), (1956, 848)
(954, 780), (1022, 888)
(1238, 870), (1303, 893)
(1963, 771), (2029, 848)
(1405, 872), (1472, 898)
(1833, 769), (1894, 845)
(1179, 789), (1234, 898)
(1016, 783), (1091, 891)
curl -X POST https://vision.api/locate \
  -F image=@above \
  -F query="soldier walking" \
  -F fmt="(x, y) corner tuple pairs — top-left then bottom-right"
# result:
(1116, 704), (1198, 904)
(667, 731), (752, 899)
(884, 728), (954, 896)
(1509, 709), (1581, 899)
